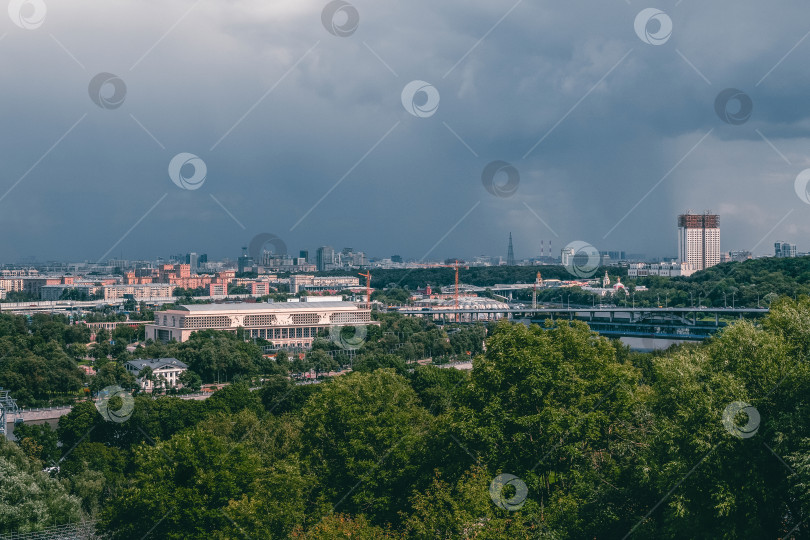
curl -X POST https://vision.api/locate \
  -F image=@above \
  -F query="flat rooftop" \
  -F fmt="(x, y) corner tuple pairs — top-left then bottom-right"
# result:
(166, 301), (360, 314)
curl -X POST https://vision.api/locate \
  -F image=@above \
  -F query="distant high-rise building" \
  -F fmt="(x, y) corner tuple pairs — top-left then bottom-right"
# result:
(391, 255), (403, 263)
(560, 246), (575, 267)
(299, 250), (309, 263)
(199, 254), (208, 265)
(185, 252), (198, 269)
(316, 246), (335, 271)
(237, 247), (253, 274)
(605, 250), (626, 261)
(678, 212), (720, 271)
(729, 250), (752, 262)
(507, 233), (515, 266)
(774, 241), (797, 258)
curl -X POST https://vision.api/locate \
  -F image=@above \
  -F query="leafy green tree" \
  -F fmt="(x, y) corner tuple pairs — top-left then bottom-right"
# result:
(634, 302), (810, 538)
(59, 441), (128, 517)
(178, 369), (202, 391)
(173, 330), (262, 383)
(99, 426), (265, 539)
(301, 370), (433, 525)
(0, 436), (82, 533)
(403, 466), (534, 539)
(95, 328), (110, 343)
(309, 350), (338, 373)
(352, 353), (408, 375)
(261, 375), (322, 415)
(57, 401), (100, 451)
(292, 514), (399, 539)
(90, 362), (135, 393)
(409, 365), (468, 415)
(450, 320), (644, 537)
(204, 382), (263, 417)
(13, 423), (59, 464)
(218, 458), (316, 539)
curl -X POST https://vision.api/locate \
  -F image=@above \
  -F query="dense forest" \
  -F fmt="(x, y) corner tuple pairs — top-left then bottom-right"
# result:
(1, 297), (809, 537)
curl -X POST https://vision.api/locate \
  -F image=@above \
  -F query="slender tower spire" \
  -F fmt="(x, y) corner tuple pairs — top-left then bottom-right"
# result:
(507, 233), (515, 266)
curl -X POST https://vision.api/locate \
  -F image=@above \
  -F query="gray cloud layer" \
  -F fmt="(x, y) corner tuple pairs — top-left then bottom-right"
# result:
(1, 0), (809, 263)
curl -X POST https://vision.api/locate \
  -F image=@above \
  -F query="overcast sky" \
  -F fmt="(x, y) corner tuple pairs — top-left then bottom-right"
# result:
(1, 0), (809, 263)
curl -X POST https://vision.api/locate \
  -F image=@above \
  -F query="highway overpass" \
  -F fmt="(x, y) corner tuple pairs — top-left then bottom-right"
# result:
(0, 294), (262, 315)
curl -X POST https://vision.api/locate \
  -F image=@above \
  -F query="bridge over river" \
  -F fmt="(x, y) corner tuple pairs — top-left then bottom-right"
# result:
(397, 306), (770, 342)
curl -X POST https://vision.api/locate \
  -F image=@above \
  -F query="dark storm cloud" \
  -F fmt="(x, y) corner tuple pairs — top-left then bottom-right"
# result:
(1, 0), (809, 263)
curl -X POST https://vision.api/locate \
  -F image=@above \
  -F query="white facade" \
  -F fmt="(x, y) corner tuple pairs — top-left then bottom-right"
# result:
(678, 215), (720, 271)
(290, 274), (360, 293)
(125, 358), (188, 392)
(628, 262), (696, 278)
(560, 247), (575, 267)
(103, 284), (174, 300)
(0, 278), (23, 293)
(145, 300), (373, 348)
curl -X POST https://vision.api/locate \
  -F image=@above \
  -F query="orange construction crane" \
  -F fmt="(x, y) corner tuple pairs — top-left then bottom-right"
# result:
(358, 271), (371, 307)
(427, 260), (468, 322)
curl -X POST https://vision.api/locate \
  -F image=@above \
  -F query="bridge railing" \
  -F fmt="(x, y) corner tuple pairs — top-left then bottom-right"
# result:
(9, 391), (213, 419)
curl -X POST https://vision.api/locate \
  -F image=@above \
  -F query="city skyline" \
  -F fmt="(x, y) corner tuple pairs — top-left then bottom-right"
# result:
(2, 215), (803, 267)
(0, 2), (809, 263)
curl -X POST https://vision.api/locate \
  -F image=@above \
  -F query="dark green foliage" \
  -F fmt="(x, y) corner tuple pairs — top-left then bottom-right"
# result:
(0, 313), (86, 407)
(203, 382), (263, 416)
(3, 294), (810, 538)
(0, 436), (82, 533)
(13, 422), (59, 464)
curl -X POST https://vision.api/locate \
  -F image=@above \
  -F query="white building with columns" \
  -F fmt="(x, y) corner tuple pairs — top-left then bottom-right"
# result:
(145, 299), (373, 348)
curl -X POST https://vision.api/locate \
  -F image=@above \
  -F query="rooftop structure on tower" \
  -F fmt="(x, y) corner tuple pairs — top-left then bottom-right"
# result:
(507, 233), (515, 266)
